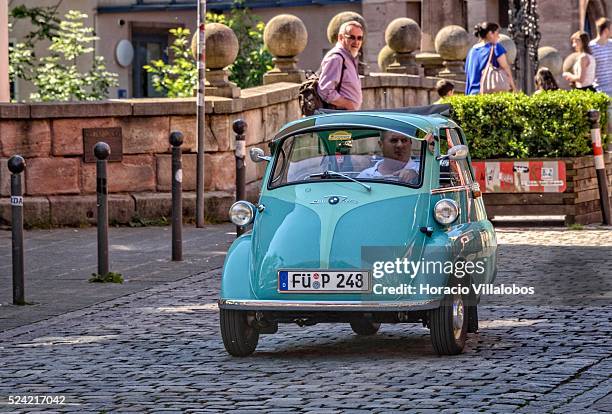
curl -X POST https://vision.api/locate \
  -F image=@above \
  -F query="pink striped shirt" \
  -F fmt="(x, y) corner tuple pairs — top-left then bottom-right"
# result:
(316, 43), (362, 108)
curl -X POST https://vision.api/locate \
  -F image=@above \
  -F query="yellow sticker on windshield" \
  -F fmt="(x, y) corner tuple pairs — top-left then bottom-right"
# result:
(329, 131), (352, 141)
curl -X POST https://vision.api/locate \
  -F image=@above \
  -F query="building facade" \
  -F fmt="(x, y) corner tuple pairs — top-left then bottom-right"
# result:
(8, 0), (611, 100)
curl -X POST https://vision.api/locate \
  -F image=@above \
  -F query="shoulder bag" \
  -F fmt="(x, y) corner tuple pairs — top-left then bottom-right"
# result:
(480, 45), (510, 94)
(298, 53), (346, 116)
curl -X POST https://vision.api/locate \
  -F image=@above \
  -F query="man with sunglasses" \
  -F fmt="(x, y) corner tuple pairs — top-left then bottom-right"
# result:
(316, 21), (364, 110)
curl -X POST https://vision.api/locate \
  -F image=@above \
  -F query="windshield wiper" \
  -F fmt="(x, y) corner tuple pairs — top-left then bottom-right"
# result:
(308, 170), (371, 192)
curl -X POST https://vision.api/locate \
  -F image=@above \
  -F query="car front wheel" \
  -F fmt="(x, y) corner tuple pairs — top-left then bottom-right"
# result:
(350, 320), (381, 336)
(220, 309), (259, 357)
(429, 286), (467, 355)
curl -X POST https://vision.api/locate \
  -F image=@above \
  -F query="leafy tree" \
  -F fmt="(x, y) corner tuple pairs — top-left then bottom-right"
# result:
(144, 27), (197, 98)
(8, 3), (61, 83)
(207, 4), (273, 88)
(28, 10), (118, 101)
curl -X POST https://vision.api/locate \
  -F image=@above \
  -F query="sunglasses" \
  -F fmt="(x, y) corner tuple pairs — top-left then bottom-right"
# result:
(343, 34), (363, 41)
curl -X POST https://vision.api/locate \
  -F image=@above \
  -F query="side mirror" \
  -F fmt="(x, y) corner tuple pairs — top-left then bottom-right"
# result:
(437, 144), (469, 161)
(249, 147), (271, 163)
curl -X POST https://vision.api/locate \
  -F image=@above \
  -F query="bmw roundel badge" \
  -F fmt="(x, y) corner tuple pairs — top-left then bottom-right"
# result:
(329, 196), (340, 205)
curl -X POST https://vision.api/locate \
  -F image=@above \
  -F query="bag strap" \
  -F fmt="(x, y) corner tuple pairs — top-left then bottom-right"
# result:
(336, 53), (346, 92)
(486, 44), (495, 67)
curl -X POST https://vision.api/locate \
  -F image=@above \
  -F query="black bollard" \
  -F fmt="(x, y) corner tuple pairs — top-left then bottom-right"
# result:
(94, 142), (110, 276)
(170, 131), (184, 261)
(8, 156), (26, 305)
(233, 119), (247, 237)
(587, 110), (611, 225)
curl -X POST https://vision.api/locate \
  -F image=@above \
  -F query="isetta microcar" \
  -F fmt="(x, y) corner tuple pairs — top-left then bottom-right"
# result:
(219, 105), (497, 356)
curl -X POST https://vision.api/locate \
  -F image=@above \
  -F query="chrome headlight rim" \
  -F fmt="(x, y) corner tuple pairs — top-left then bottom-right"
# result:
(433, 199), (459, 225)
(229, 201), (256, 227)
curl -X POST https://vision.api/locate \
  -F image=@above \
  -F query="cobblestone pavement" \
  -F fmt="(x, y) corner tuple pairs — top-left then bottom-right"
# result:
(0, 227), (610, 413)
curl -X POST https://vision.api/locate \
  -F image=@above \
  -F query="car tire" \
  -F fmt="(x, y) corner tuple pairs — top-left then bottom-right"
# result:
(220, 309), (259, 357)
(429, 282), (467, 355)
(350, 320), (381, 336)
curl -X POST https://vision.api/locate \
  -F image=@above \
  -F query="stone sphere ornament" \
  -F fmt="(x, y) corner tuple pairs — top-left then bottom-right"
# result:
(378, 45), (395, 72)
(498, 34), (517, 64)
(264, 14), (308, 58)
(434, 25), (470, 61)
(538, 46), (563, 77)
(385, 18), (421, 53)
(327, 11), (367, 44)
(205, 23), (239, 70)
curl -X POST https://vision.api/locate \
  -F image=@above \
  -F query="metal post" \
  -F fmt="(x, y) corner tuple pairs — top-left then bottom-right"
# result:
(233, 119), (247, 237)
(8, 155), (25, 305)
(94, 142), (110, 276)
(196, 0), (207, 227)
(170, 131), (184, 261)
(588, 110), (611, 225)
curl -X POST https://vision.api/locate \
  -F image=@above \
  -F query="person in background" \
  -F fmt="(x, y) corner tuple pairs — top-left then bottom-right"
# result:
(534, 67), (559, 93)
(434, 79), (455, 103)
(589, 17), (612, 96)
(317, 21), (364, 110)
(563, 31), (596, 91)
(464, 22), (516, 95)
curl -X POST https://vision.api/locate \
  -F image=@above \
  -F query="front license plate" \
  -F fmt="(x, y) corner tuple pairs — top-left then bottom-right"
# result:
(278, 270), (371, 293)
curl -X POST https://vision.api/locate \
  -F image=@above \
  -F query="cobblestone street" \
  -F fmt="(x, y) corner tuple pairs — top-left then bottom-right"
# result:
(0, 227), (611, 413)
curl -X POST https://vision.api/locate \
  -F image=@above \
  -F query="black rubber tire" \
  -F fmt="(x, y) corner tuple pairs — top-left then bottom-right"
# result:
(429, 286), (467, 355)
(220, 309), (259, 357)
(350, 320), (381, 336)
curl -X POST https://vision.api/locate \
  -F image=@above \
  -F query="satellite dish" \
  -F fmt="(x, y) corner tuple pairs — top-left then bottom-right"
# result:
(115, 40), (134, 67)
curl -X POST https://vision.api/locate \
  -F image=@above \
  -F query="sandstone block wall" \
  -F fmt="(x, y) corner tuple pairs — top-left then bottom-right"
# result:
(0, 74), (449, 227)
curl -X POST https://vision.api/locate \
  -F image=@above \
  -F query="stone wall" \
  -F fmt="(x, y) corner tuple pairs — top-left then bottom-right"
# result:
(0, 73), (452, 227)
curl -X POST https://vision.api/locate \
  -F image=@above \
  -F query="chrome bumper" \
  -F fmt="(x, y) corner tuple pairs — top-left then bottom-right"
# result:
(218, 299), (440, 312)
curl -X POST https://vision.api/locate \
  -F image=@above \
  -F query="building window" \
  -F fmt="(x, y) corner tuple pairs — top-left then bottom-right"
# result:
(131, 29), (169, 98)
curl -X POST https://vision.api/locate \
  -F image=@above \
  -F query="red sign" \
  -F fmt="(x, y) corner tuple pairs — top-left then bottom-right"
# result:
(472, 161), (566, 193)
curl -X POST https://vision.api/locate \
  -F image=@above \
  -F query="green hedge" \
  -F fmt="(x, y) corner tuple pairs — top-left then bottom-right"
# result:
(447, 90), (610, 159)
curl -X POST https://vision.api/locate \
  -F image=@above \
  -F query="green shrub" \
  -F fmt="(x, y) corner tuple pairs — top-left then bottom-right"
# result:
(447, 90), (610, 159)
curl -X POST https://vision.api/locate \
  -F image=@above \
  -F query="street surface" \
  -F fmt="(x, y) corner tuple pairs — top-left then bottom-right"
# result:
(0, 226), (611, 413)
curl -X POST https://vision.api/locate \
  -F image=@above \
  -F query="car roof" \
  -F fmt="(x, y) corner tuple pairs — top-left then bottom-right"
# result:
(273, 106), (457, 142)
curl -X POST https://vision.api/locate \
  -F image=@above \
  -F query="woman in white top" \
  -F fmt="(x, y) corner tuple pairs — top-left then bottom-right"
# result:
(563, 31), (597, 91)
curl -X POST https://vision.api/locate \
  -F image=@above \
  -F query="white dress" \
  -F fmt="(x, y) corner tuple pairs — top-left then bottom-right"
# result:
(573, 53), (596, 89)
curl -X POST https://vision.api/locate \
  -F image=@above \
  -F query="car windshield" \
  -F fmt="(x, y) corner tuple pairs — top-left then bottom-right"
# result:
(269, 128), (425, 189)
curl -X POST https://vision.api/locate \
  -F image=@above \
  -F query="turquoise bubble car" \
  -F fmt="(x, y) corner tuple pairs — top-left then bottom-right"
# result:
(219, 105), (497, 356)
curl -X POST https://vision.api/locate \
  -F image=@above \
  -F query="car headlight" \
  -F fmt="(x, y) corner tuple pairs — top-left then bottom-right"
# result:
(229, 201), (256, 226)
(433, 199), (459, 225)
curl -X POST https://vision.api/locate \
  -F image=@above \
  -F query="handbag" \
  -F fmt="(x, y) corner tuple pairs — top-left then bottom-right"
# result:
(480, 45), (510, 94)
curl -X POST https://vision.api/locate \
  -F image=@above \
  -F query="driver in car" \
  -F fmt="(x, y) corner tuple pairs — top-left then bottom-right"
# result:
(357, 131), (420, 183)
